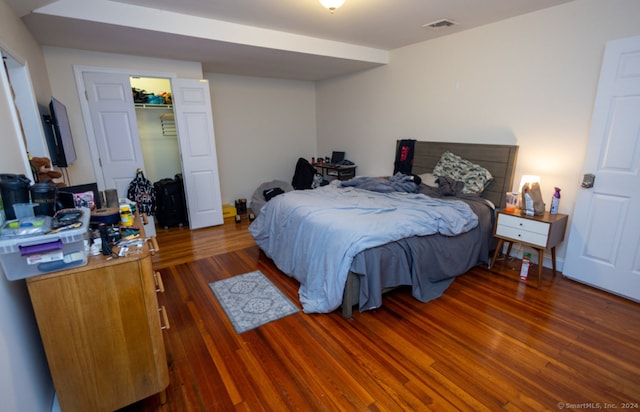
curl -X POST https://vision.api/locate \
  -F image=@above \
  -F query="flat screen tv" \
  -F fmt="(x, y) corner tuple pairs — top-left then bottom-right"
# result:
(44, 96), (77, 168)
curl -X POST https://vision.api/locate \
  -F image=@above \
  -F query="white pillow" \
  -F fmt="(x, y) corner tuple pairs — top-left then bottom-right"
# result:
(419, 173), (438, 187)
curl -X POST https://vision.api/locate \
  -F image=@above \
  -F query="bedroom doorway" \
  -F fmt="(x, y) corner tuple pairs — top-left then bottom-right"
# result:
(563, 34), (640, 302)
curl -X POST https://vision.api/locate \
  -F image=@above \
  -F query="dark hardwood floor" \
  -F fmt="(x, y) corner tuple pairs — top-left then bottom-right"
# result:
(121, 216), (640, 411)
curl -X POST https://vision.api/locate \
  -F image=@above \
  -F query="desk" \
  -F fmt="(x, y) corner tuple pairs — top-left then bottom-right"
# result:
(313, 163), (357, 181)
(489, 210), (568, 287)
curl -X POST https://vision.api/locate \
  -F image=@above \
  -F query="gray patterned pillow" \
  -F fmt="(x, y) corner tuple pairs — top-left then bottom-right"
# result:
(432, 151), (493, 194)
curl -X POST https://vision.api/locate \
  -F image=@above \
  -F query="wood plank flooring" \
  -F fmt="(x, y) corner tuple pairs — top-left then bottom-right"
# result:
(120, 216), (640, 411)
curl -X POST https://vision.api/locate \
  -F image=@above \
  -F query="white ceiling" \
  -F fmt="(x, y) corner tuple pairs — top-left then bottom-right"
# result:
(8, 0), (574, 81)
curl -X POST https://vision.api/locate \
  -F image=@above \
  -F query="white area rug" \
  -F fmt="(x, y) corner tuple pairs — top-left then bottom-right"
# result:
(209, 270), (299, 334)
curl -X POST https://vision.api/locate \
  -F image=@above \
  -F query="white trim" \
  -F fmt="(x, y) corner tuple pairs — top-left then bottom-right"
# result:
(0, 50), (35, 181)
(6, 58), (49, 157)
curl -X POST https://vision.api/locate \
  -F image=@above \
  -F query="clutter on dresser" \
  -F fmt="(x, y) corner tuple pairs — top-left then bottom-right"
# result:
(0, 207), (90, 280)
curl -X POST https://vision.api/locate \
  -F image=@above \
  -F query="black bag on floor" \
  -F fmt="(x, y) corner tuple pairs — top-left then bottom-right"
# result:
(174, 173), (189, 224)
(154, 177), (187, 228)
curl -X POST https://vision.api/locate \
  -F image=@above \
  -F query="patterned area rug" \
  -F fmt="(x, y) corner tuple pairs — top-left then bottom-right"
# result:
(209, 270), (299, 334)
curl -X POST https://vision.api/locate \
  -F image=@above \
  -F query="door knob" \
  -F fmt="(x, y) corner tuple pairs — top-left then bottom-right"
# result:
(581, 173), (595, 188)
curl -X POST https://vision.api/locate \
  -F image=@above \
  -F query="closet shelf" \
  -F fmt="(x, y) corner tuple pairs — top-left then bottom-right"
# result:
(160, 113), (177, 137)
(135, 103), (173, 109)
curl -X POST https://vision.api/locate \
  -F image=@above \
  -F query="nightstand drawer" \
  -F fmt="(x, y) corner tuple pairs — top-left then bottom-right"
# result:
(495, 225), (548, 247)
(497, 213), (549, 235)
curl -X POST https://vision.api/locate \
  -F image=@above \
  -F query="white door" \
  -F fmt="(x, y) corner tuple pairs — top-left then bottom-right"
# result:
(563, 35), (640, 302)
(172, 79), (223, 229)
(83, 71), (144, 197)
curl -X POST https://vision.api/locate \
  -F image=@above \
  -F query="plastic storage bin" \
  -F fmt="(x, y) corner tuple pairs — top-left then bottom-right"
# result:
(222, 204), (236, 218)
(0, 208), (90, 280)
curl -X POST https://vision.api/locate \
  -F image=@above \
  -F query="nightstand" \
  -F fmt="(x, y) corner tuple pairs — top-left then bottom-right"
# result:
(489, 210), (568, 287)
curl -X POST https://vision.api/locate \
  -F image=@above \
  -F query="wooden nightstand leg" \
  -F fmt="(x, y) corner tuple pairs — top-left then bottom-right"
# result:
(551, 247), (557, 276)
(536, 249), (544, 288)
(490, 239), (505, 269)
(505, 242), (514, 258)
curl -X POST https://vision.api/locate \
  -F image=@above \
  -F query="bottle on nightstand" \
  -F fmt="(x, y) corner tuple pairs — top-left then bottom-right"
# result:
(520, 253), (531, 280)
(550, 187), (561, 214)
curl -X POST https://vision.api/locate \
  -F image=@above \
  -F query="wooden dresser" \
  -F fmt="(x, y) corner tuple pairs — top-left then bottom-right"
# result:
(26, 217), (169, 411)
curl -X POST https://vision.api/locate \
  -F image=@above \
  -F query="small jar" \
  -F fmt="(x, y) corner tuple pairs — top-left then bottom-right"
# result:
(120, 205), (133, 226)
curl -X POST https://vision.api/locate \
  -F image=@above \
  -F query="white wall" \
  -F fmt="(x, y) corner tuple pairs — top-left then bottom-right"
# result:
(0, 77), (54, 412)
(205, 73), (316, 206)
(0, 0), (56, 410)
(316, 0), (640, 268)
(41, 47), (203, 187)
(41, 49), (317, 207)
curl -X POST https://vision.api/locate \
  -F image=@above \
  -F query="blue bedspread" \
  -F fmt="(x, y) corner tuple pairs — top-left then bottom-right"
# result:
(248, 181), (479, 313)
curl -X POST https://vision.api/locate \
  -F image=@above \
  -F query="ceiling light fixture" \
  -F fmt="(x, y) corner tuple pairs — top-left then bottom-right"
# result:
(319, 0), (345, 13)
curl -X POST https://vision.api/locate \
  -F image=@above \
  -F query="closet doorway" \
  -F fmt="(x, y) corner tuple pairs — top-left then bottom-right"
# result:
(130, 77), (180, 185)
(77, 68), (223, 230)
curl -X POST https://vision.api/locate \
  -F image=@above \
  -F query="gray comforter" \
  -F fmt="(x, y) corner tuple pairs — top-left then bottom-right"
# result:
(351, 185), (495, 311)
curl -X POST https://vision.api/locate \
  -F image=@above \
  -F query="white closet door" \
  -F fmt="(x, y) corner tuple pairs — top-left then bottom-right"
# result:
(83, 71), (144, 197)
(172, 78), (223, 229)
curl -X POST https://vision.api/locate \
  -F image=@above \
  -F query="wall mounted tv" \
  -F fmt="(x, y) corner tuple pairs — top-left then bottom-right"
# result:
(43, 96), (77, 168)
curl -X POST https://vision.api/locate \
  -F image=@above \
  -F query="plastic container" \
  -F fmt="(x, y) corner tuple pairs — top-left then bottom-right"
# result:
(222, 204), (236, 218)
(0, 208), (90, 280)
(0, 216), (51, 238)
(523, 190), (535, 216)
(505, 192), (518, 212)
(13, 203), (37, 220)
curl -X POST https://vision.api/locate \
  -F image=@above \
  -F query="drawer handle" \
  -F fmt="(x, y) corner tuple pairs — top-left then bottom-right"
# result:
(159, 306), (171, 330)
(149, 236), (160, 255)
(153, 271), (165, 293)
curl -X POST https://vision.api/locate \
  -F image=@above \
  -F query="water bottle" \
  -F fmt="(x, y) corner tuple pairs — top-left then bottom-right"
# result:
(550, 187), (561, 214)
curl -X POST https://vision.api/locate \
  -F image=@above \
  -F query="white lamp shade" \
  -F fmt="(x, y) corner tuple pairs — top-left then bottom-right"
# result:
(519, 175), (540, 191)
(319, 0), (346, 10)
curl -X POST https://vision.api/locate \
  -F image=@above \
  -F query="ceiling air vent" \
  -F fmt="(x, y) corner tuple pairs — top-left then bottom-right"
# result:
(422, 19), (457, 29)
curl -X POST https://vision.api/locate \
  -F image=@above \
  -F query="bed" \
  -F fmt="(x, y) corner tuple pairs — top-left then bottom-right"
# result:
(249, 141), (518, 318)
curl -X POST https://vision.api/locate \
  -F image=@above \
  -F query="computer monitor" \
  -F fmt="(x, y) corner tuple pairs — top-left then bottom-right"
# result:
(331, 151), (345, 164)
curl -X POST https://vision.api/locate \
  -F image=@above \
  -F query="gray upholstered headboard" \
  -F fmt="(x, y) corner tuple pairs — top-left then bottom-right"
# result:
(404, 140), (518, 209)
